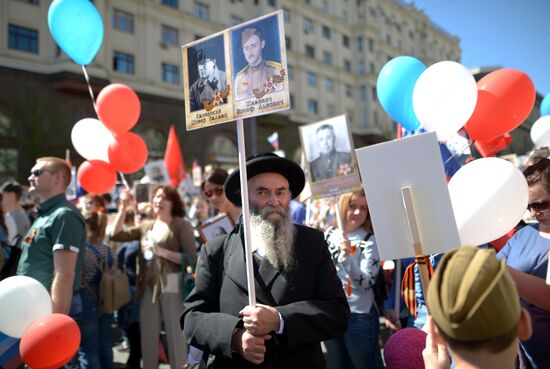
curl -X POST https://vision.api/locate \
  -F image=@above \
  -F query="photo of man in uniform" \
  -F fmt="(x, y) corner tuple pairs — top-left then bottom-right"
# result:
(189, 44), (227, 112)
(234, 27), (283, 101)
(309, 124), (353, 182)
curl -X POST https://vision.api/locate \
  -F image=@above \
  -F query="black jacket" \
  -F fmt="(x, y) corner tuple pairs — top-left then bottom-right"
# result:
(181, 222), (350, 369)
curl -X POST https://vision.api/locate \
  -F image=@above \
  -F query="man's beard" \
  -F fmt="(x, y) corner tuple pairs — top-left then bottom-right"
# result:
(249, 203), (296, 272)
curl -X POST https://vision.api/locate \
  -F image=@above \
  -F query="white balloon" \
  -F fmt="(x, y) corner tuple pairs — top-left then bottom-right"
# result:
(0, 276), (52, 337)
(71, 118), (114, 162)
(413, 61), (478, 141)
(530, 115), (550, 148)
(449, 158), (528, 246)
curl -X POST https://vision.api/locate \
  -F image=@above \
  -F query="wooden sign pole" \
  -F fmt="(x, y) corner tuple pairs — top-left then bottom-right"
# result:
(236, 118), (256, 307)
(401, 186), (430, 297)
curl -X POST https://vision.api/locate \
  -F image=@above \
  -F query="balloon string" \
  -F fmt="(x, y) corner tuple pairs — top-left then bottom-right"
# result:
(82, 65), (98, 115)
(443, 139), (473, 166)
(119, 172), (130, 191)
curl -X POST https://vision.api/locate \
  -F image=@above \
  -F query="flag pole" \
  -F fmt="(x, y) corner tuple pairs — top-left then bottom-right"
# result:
(236, 118), (256, 307)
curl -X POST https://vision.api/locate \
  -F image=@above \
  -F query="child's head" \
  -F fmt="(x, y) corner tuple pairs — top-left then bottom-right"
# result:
(427, 246), (530, 354)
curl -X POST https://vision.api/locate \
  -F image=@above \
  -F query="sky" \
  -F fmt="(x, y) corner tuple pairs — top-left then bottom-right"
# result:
(403, 0), (550, 96)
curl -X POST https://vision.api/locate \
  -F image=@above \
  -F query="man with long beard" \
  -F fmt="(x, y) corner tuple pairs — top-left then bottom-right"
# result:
(182, 153), (350, 369)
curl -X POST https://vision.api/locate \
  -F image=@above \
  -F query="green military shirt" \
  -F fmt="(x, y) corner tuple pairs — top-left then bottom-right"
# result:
(17, 194), (86, 292)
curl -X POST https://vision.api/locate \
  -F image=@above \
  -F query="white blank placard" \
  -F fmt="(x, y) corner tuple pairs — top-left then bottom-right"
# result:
(355, 132), (460, 260)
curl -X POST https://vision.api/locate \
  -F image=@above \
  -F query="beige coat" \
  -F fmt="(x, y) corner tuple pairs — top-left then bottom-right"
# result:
(110, 216), (196, 302)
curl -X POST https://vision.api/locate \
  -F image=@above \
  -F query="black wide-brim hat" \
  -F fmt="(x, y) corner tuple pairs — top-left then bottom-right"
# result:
(225, 153), (305, 206)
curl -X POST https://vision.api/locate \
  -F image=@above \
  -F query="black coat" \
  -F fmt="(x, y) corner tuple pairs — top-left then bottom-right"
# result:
(181, 223), (350, 369)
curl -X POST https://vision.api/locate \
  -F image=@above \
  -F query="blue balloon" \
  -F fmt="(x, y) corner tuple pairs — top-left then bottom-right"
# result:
(541, 93), (550, 116)
(48, 0), (104, 66)
(376, 56), (427, 131)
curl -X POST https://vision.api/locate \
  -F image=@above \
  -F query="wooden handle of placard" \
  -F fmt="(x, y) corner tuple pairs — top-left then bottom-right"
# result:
(401, 186), (430, 298)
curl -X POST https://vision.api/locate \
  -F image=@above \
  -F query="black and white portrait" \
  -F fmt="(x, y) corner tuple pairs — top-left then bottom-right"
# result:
(199, 214), (235, 243)
(300, 116), (355, 183)
(187, 36), (228, 112)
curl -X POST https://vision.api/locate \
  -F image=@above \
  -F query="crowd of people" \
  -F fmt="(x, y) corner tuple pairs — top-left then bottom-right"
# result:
(0, 150), (548, 369)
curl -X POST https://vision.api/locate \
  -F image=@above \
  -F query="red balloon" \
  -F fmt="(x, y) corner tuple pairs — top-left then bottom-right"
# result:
(20, 313), (80, 369)
(96, 83), (141, 135)
(108, 132), (148, 173)
(465, 69), (535, 141)
(77, 160), (117, 194)
(473, 133), (513, 157)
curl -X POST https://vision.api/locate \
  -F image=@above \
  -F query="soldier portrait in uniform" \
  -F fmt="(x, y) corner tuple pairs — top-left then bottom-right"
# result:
(232, 16), (284, 101)
(301, 119), (355, 183)
(187, 37), (228, 112)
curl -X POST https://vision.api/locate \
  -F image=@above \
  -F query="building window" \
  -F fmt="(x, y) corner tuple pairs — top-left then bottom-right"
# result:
(345, 84), (353, 97)
(368, 38), (374, 52)
(113, 51), (134, 74)
(358, 61), (365, 75)
(161, 25), (179, 46)
(357, 36), (364, 51)
(162, 63), (179, 84)
(231, 16), (243, 26)
(290, 94), (295, 109)
(327, 104), (336, 117)
(307, 71), (317, 87)
(8, 24), (38, 54)
(322, 25), (331, 39)
(344, 59), (352, 72)
(287, 65), (293, 80)
(267, 0), (276, 6)
(324, 77), (334, 92)
(369, 62), (376, 74)
(161, 0), (178, 8)
(372, 86), (377, 102)
(285, 37), (291, 50)
(308, 99), (318, 115)
(303, 18), (314, 34)
(305, 44), (315, 58)
(113, 9), (134, 33)
(283, 7), (290, 22)
(194, 2), (209, 20)
(360, 85), (367, 101)
(362, 109), (369, 125)
(342, 34), (350, 47)
(322, 51), (332, 65)
(16, 0), (39, 4)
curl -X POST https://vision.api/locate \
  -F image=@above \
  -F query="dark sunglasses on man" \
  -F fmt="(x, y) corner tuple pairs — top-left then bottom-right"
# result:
(527, 201), (550, 213)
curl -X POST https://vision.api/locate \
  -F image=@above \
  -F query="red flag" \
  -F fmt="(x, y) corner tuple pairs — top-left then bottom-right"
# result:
(164, 125), (186, 187)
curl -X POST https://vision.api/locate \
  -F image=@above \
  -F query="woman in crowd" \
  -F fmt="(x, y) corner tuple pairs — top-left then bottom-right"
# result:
(497, 158), (550, 369)
(201, 168), (241, 223)
(324, 190), (384, 369)
(79, 212), (114, 369)
(79, 194), (107, 241)
(110, 186), (196, 369)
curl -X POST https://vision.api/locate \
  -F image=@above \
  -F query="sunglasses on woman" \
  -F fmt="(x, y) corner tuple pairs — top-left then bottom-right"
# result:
(203, 187), (224, 198)
(527, 201), (550, 213)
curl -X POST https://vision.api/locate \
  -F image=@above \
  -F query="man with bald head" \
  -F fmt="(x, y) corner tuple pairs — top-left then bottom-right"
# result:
(182, 153), (349, 368)
(234, 28), (283, 100)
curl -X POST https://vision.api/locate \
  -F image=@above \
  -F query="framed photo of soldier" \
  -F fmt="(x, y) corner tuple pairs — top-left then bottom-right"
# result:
(183, 33), (233, 130)
(182, 10), (289, 130)
(144, 160), (170, 184)
(198, 214), (235, 243)
(299, 115), (361, 196)
(231, 11), (290, 118)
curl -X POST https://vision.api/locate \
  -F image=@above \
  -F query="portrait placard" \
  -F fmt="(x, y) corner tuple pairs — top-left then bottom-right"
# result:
(355, 132), (461, 260)
(299, 115), (361, 197)
(144, 160), (170, 184)
(182, 10), (289, 130)
(183, 33), (233, 129)
(198, 214), (235, 243)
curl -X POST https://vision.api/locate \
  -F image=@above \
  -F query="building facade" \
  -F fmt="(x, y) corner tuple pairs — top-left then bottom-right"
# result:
(0, 0), (461, 182)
